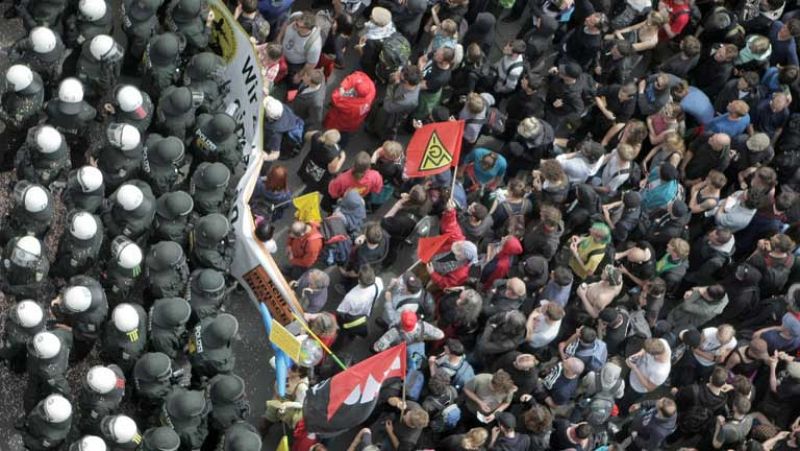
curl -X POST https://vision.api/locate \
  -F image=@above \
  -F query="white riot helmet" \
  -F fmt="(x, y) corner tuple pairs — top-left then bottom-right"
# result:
(116, 85), (143, 112)
(32, 331), (61, 359)
(106, 123), (140, 151)
(13, 300), (44, 328)
(58, 77), (84, 104)
(89, 35), (115, 60)
(6, 65), (34, 92)
(16, 236), (42, 257)
(113, 238), (142, 269)
(76, 166), (103, 192)
(23, 184), (49, 213)
(104, 415), (138, 443)
(75, 435), (107, 451)
(116, 184), (144, 211)
(42, 394), (72, 423)
(112, 304), (139, 332)
(35, 125), (62, 154)
(86, 366), (117, 394)
(63, 285), (92, 312)
(70, 211), (98, 240)
(30, 27), (57, 54)
(78, 0), (107, 21)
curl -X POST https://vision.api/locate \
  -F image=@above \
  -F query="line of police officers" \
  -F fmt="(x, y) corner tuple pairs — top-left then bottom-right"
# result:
(0, 0), (264, 448)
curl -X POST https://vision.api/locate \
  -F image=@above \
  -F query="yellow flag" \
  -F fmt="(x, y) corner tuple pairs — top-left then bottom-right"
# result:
(277, 435), (290, 451)
(293, 192), (322, 222)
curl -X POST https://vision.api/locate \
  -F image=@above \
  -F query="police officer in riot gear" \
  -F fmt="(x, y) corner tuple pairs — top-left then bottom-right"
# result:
(141, 32), (183, 99)
(143, 134), (189, 196)
(145, 241), (190, 300)
(153, 191), (194, 247)
(0, 300), (45, 373)
(1, 181), (53, 243)
(161, 388), (209, 450)
(166, 0), (210, 54)
(103, 181), (156, 242)
(222, 422), (262, 451)
(102, 236), (143, 306)
(184, 52), (226, 113)
(77, 364), (125, 433)
(132, 353), (178, 422)
(25, 330), (72, 412)
(207, 374), (250, 443)
(186, 268), (226, 325)
(100, 414), (141, 449)
(190, 213), (234, 272)
(76, 34), (124, 100)
(100, 303), (147, 374)
(189, 313), (238, 381)
(50, 276), (108, 360)
(64, 0), (112, 47)
(103, 84), (154, 134)
(10, 26), (67, 86)
(18, 394), (73, 450)
(16, 0), (68, 31)
(190, 162), (230, 215)
(68, 435), (107, 451)
(148, 297), (191, 359)
(45, 77), (97, 154)
(0, 64), (45, 161)
(121, 0), (163, 72)
(65, 165), (105, 213)
(15, 124), (71, 187)
(139, 426), (180, 451)
(94, 123), (143, 191)
(2, 235), (50, 299)
(155, 85), (199, 140)
(53, 210), (104, 278)
(190, 113), (242, 172)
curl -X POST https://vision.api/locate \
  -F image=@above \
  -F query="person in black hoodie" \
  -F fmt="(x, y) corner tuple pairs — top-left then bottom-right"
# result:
(693, 43), (739, 99)
(503, 73), (547, 141)
(627, 397), (678, 451)
(562, 12), (607, 70)
(504, 116), (554, 174)
(489, 412), (531, 451)
(461, 13), (495, 56)
(643, 200), (691, 250)
(715, 263), (763, 326)
(522, 15), (558, 69)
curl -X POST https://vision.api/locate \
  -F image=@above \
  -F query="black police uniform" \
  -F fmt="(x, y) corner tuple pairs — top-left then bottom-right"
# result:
(142, 134), (190, 196)
(221, 422), (262, 451)
(102, 236), (144, 307)
(133, 353), (176, 423)
(160, 388), (209, 450)
(0, 181), (53, 243)
(190, 161), (230, 215)
(189, 113), (242, 172)
(24, 329), (72, 412)
(16, 0), (68, 32)
(19, 396), (73, 450)
(207, 374), (250, 434)
(102, 180), (156, 243)
(2, 236), (50, 300)
(155, 85), (199, 140)
(0, 302), (45, 373)
(145, 241), (190, 300)
(52, 211), (104, 278)
(188, 313), (237, 381)
(64, 168), (106, 214)
(63, 4), (113, 48)
(148, 297), (191, 359)
(165, 0), (209, 54)
(189, 213), (234, 272)
(14, 126), (72, 187)
(121, 0), (163, 70)
(10, 32), (67, 86)
(76, 37), (124, 100)
(44, 94), (97, 155)
(153, 191), (194, 248)
(100, 303), (147, 374)
(51, 275), (108, 360)
(141, 32), (183, 99)
(186, 268), (226, 325)
(184, 52), (227, 113)
(76, 364), (125, 434)
(94, 124), (144, 192)
(0, 69), (45, 165)
(139, 426), (181, 451)
(103, 84), (155, 134)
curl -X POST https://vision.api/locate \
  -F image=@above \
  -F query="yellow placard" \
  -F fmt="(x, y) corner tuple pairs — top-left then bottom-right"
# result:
(269, 319), (302, 361)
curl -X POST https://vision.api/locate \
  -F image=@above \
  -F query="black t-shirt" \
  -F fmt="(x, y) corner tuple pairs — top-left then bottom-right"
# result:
(394, 401), (424, 451)
(550, 419), (584, 451)
(300, 132), (340, 184)
(565, 28), (602, 68)
(604, 311), (630, 356)
(598, 85), (636, 123)
(422, 62), (452, 93)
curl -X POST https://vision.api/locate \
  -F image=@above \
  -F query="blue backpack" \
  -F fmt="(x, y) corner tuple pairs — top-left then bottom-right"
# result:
(320, 215), (352, 266)
(451, 359), (475, 391)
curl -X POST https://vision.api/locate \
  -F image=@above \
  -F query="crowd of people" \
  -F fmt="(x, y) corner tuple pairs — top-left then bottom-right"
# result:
(1, 0), (800, 447)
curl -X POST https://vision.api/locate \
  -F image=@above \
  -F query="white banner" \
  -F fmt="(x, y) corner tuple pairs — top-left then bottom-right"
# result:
(208, 0), (305, 322)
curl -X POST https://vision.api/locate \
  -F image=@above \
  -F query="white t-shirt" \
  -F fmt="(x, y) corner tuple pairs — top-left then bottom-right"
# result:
(556, 154), (604, 184)
(629, 338), (672, 393)
(337, 278), (384, 317)
(694, 327), (738, 366)
(528, 315), (561, 348)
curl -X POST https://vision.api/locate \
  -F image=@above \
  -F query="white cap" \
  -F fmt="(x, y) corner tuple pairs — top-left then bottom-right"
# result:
(15, 300), (44, 328)
(86, 366), (117, 394)
(6, 65), (33, 92)
(107, 123), (140, 151)
(78, 0), (107, 21)
(32, 331), (61, 359)
(16, 236), (42, 257)
(64, 285), (92, 312)
(77, 166), (103, 192)
(89, 34), (115, 60)
(58, 78), (84, 103)
(112, 304), (139, 332)
(117, 242), (142, 269)
(23, 185), (49, 213)
(70, 211), (98, 240)
(263, 96), (283, 120)
(116, 86), (143, 112)
(116, 184), (144, 211)
(35, 125), (62, 153)
(42, 394), (72, 423)
(30, 27), (57, 54)
(76, 435), (107, 451)
(107, 415), (138, 443)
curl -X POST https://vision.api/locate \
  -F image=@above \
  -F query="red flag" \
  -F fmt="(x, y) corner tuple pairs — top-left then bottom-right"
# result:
(404, 120), (464, 178)
(417, 235), (451, 263)
(303, 343), (407, 433)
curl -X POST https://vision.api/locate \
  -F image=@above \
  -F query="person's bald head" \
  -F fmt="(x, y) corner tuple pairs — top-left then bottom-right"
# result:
(710, 133), (731, 150)
(563, 357), (585, 376)
(506, 278), (526, 298)
(290, 221), (307, 236)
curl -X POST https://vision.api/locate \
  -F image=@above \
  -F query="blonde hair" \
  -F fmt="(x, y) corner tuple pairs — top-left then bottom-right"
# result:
(518, 117), (542, 139)
(668, 238), (690, 259)
(663, 131), (686, 155)
(647, 10), (668, 26)
(617, 143), (638, 162)
(320, 129), (341, 146)
(381, 140), (403, 160)
(439, 19), (458, 37)
(748, 35), (771, 54)
(462, 428), (489, 449)
(466, 92), (485, 114)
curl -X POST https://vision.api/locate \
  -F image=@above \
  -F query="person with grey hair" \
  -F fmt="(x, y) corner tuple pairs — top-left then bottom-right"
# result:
(293, 268), (330, 313)
(505, 116), (555, 175)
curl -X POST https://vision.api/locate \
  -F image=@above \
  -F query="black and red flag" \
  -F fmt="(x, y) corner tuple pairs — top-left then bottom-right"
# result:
(303, 342), (407, 434)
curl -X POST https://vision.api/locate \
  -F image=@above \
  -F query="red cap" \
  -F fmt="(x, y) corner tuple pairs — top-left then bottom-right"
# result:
(400, 310), (417, 332)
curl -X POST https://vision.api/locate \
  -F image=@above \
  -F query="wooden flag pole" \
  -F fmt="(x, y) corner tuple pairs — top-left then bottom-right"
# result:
(404, 259), (423, 275)
(292, 313), (348, 371)
(448, 167), (458, 201)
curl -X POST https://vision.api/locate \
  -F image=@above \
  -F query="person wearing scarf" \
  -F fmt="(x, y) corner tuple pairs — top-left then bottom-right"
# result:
(481, 235), (524, 291)
(332, 189), (366, 236)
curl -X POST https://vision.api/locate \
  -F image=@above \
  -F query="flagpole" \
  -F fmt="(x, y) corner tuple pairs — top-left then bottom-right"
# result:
(448, 167), (458, 201)
(403, 259), (422, 274)
(292, 313), (348, 371)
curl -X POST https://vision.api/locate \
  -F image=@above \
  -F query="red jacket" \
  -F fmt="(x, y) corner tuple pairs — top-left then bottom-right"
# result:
(430, 263), (470, 289)
(323, 71), (377, 132)
(481, 236), (524, 290)
(429, 209), (469, 289)
(288, 223), (323, 268)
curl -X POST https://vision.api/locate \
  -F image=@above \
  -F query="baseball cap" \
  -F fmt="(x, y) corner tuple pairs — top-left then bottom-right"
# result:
(497, 412), (516, 429)
(400, 310), (417, 332)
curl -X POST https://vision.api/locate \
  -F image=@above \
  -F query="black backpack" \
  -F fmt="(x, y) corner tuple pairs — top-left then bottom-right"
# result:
(581, 372), (622, 426)
(320, 216), (352, 266)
